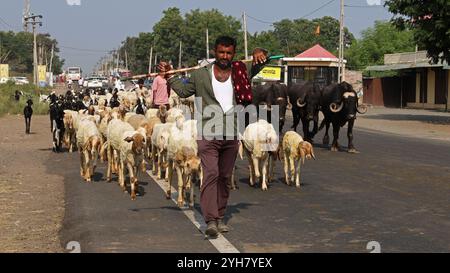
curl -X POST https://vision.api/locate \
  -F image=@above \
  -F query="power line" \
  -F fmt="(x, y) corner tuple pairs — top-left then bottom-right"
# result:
(246, 14), (274, 25)
(246, 0), (338, 27)
(300, 0), (338, 19)
(0, 16), (20, 31)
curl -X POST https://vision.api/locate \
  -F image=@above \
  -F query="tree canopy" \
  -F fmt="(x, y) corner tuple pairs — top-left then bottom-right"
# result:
(385, 0), (450, 64)
(345, 21), (416, 70)
(0, 31), (64, 74)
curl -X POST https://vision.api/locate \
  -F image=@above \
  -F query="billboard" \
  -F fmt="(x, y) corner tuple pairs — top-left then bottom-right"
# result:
(0, 64), (9, 78)
(38, 65), (47, 82)
(254, 66), (282, 81)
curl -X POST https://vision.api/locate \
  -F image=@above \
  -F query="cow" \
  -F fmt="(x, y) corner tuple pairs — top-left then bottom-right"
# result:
(319, 81), (367, 153)
(252, 82), (291, 133)
(288, 81), (322, 142)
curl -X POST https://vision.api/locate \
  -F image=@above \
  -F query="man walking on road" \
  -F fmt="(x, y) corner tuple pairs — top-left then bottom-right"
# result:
(160, 36), (268, 238)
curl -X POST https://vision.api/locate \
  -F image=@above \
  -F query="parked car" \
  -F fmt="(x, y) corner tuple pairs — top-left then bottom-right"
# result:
(12, 76), (30, 85)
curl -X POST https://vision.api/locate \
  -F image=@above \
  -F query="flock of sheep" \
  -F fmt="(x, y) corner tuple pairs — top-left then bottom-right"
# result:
(58, 89), (316, 207)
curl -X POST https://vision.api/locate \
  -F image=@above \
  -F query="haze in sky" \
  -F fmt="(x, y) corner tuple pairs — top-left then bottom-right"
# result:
(0, 0), (391, 74)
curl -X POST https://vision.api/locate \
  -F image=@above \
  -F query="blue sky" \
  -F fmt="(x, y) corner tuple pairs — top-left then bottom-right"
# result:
(0, 0), (391, 74)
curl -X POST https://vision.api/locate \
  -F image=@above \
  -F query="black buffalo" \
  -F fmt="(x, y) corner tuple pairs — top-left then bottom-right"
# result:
(319, 81), (367, 153)
(252, 82), (290, 132)
(288, 81), (322, 142)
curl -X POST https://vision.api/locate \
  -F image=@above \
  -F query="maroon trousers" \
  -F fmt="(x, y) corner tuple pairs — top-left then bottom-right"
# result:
(197, 139), (239, 223)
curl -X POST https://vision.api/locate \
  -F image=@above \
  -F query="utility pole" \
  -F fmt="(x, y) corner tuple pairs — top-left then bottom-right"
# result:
(23, 0), (31, 32)
(206, 27), (209, 59)
(24, 14), (43, 86)
(178, 41), (182, 69)
(338, 0), (344, 83)
(243, 12), (249, 60)
(148, 46), (153, 74)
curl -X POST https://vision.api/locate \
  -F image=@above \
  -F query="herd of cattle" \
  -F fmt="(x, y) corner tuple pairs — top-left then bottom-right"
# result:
(42, 80), (366, 206)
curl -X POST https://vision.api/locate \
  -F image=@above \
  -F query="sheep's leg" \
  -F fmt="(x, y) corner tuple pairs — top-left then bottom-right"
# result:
(261, 156), (269, 191)
(252, 157), (260, 185)
(323, 121), (330, 146)
(283, 151), (290, 185)
(188, 175), (194, 208)
(289, 156), (296, 185)
(84, 150), (91, 182)
(119, 160), (126, 192)
(112, 150), (119, 174)
(79, 149), (85, 178)
(176, 165), (184, 207)
(106, 146), (112, 182)
(157, 151), (163, 179)
(166, 160), (173, 199)
(295, 159), (302, 188)
(151, 146), (157, 175)
(127, 162), (137, 200)
(347, 119), (357, 153)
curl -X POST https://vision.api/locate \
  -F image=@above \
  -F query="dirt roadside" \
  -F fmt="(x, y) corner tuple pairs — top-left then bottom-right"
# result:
(0, 114), (64, 252)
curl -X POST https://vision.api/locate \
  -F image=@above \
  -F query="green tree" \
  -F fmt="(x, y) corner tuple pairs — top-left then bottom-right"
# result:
(152, 7), (185, 65)
(0, 31), (64, 74)
(183, 9), (242, 65)
(345, 21), (415, 70)
(385, 0), (450, 64)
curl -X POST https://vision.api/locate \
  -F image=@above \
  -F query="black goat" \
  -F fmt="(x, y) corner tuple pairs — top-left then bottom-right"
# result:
(23, 98), (33, 134)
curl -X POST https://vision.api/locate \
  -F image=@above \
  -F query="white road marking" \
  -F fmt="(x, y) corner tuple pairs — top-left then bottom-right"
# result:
(146, 170), (240, 253)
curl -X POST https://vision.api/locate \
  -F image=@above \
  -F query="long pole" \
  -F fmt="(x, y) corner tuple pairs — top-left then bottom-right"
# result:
(206, 28), (209, 59)
(178, 41), (182, 68)
(243, 11), (248, 60)
(148, 46), (153, 74)
(338, 0), (344, 83)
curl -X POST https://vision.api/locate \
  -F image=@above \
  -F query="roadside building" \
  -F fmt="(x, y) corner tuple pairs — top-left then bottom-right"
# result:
(365, 51), (450, 110)
(282, 44), (346, 87)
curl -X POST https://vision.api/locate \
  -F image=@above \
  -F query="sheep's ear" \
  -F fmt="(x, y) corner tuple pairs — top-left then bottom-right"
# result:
(124, 136), (134, 142)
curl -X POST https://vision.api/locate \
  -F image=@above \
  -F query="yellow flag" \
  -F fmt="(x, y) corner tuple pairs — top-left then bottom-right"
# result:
(315, 25), (320, 36)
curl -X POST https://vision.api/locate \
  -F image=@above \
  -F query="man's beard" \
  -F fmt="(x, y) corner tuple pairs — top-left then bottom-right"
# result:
(215, 59), (232, 69)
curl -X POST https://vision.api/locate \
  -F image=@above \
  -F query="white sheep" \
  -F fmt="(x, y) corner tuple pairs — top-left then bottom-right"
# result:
(150, 123), (173, 179)
(166, 120), (201, 208)
(281, 131), (316, 188)
(76, 119), (101, 182)
(106, 118), (146, 200)
(239, 119), (279, 191)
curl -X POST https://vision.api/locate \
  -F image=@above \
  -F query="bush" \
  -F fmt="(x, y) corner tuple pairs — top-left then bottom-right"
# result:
(0, 82), (51, 117)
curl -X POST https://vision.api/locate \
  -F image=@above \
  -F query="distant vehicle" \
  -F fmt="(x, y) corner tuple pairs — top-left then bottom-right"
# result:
(84, 76), (108, 89)
(12, 76), (30, 85)
(67, 67), (82, 82)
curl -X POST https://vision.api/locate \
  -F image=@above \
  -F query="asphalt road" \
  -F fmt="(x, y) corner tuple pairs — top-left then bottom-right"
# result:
(51, 119), (450, 253)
